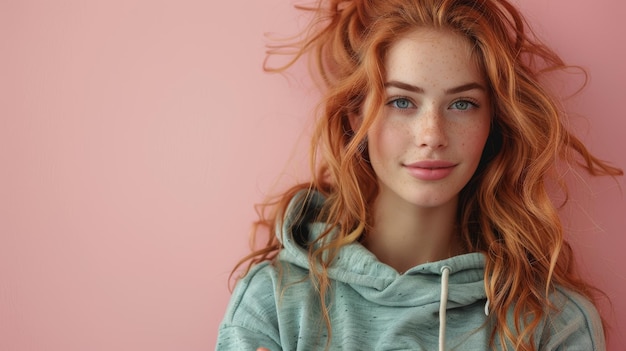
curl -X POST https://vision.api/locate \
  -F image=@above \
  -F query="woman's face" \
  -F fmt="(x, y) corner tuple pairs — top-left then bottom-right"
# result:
(366, 28), (491, 211)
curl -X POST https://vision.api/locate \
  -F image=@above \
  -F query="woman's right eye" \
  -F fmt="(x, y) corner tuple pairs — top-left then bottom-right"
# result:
(387, 97), (414, 109)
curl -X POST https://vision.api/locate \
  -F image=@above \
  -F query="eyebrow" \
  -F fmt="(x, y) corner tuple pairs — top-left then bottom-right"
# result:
(384, 80), (486, 94)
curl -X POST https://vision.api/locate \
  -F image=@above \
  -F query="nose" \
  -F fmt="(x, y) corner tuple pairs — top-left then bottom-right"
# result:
(415, 107), (448, 149)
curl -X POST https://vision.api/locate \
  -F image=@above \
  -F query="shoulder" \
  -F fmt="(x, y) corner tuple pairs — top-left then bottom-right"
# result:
(538, 286), (606, 350)
(222, 262), (280, 326)
(217, 261), (312, 349)
(222, 261), (310, 326)
(217, 263), (282, 349)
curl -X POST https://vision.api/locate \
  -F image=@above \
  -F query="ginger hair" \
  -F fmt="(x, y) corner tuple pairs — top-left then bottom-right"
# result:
(233, 0), (623, 349)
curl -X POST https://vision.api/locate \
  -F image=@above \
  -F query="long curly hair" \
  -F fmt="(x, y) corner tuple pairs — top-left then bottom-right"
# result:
(233, 0), (623, 349)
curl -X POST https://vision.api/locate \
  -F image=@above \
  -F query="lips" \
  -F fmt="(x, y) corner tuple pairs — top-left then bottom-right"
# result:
(404, 160), (457, 181)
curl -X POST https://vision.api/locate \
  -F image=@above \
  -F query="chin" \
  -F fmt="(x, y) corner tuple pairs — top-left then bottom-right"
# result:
(401, 193), (458, 210)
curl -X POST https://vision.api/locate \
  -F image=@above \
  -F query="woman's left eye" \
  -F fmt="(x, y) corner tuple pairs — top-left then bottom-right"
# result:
(450, 100), (477, 111)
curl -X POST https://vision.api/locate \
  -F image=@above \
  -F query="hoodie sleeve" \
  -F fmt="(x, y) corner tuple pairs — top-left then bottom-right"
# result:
(540, 288), (606, 351)
(216, 262), (282, 351)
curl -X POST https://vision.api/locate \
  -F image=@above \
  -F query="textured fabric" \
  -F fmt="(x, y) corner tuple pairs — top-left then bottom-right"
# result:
(216, 191), (605, 350)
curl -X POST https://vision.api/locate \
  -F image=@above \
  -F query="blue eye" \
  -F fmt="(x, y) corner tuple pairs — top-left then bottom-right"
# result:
(450, 100), (476, 111)
(388, 98), (414, 109)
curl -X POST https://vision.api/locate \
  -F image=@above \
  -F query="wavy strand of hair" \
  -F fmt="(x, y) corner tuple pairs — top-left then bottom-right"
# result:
(232, 0), (623, 350)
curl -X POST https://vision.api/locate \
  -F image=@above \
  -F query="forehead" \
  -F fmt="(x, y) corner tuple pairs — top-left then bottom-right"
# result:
(384, 28), (484, 86)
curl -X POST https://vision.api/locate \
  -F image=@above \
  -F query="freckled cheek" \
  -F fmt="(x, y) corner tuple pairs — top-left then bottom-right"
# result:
(455, 123), (490, 155)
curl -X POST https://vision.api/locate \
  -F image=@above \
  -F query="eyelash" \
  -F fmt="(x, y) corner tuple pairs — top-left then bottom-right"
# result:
(450, 99), (480, 111)
(386, 97), (480, 111)
(386, 97), (415, 110)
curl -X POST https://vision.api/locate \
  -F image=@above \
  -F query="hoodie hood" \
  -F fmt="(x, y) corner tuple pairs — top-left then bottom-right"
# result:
(218, 189), (606, 350)
(276, 190), (487, 308)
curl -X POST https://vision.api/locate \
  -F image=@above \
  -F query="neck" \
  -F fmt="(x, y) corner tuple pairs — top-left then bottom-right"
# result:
(363, 192), (463, 273)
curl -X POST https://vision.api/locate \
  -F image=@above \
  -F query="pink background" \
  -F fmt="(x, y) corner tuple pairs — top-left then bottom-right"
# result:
(1, 0), (624, 350)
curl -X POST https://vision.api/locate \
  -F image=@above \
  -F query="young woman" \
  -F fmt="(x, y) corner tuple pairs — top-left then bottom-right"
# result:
(217, 0), (622, 350)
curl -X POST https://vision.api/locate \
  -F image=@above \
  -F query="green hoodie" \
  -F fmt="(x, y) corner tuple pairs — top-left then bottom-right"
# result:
(216, 191), (605, 350)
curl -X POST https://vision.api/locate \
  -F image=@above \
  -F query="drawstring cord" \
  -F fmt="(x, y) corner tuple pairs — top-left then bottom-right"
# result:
(438, 266), (490, 350)
(439, 266), (451, 351)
